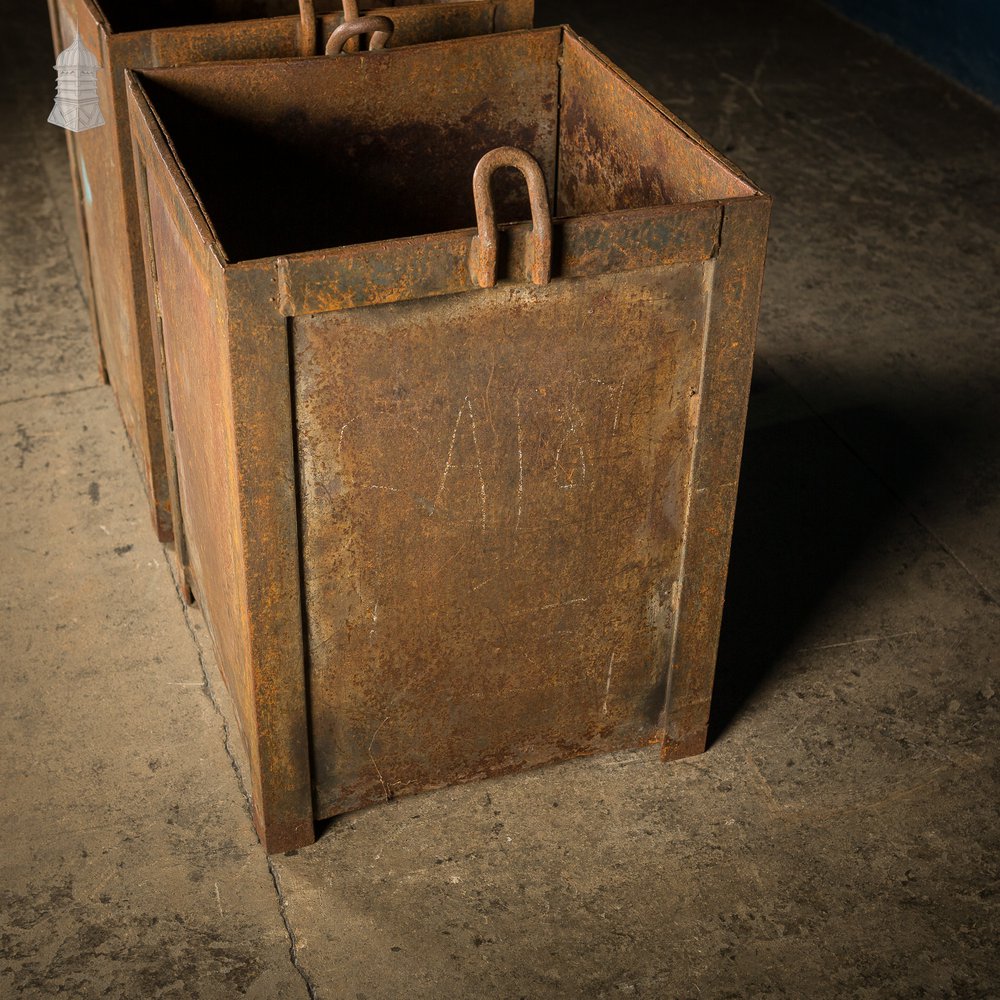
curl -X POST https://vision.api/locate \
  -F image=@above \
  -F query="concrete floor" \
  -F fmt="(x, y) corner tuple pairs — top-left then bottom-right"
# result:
(2, 0), (998, 996)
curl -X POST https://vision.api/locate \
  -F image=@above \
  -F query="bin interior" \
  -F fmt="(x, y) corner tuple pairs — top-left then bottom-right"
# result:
(95, 0), (420, 33)
(136, 27), (754, 262)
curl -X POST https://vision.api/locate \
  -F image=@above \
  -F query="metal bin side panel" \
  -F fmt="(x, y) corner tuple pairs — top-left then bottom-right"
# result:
(661, 195), (772, 758)
(556, 31), (757, 217)
(134, 2), (533, 68)
(491, 0), (534, 32)
(49, 0), (173, 540)
(137, 186), (250, 735)
(129, 82), (257, 801)
(293, 262), (712, 818)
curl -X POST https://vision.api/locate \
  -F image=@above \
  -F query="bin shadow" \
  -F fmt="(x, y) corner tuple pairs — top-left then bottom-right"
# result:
(707, 367), (934, 745)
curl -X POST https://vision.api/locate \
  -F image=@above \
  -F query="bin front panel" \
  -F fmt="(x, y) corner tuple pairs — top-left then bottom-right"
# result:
(293, 262), (712, 818)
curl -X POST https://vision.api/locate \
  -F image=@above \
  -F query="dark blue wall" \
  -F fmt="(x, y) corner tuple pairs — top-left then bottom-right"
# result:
(825, 0), (1000, 104)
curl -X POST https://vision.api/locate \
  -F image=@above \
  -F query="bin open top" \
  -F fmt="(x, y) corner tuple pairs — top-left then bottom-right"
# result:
(129, 26), (761, 268)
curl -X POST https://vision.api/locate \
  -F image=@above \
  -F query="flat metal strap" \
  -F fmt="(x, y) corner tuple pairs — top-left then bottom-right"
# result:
(273, 201), (725, 317)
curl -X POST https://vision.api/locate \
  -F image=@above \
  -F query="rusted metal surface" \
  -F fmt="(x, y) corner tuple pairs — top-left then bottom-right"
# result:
(295, 261), (712, 817)
(45, 0), (535, 543)
(126, 25), (769, 852)
(557, 32), (757, 215)
(660, 196), (771, 761)
(273, 201), (722, 314)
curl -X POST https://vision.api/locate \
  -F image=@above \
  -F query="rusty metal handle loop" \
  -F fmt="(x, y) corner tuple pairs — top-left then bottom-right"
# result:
(325, 14), (394, 55)
(470, 147), (552, 289)
(333, 0), (362, 53)
(298, 0), (317, 56)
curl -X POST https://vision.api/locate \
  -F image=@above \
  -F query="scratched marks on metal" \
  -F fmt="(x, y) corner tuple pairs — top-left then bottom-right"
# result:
(293, 263), (710, 818)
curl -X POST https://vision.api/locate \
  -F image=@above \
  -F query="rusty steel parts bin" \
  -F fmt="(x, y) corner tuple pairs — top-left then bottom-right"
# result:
(126, 25), (770, 853)
(45, 0), (534, 542)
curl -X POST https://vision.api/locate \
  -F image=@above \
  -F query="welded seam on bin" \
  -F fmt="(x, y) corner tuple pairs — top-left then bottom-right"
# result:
(70, 0), (106, 33)
(553, 29), (564, 219)
(138, 151), (194, 599)
(221, 261), (316, 846)
(285, 317), (322, 816)
(277, 257), (293, 317)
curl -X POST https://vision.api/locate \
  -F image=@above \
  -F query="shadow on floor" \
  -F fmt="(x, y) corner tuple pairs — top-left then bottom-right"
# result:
(708, 369), (932, 744)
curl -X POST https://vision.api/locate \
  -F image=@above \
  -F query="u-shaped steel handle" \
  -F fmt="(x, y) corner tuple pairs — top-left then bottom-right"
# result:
(298, 0), (317, 56)
(470, 147), (552, 288)
(326, 14), (394, 55)
(300, 0), (366, 55)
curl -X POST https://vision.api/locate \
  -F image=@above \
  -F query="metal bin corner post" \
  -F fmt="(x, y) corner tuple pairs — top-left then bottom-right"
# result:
(227, 263), (316, 854)
(659, 194), (771, 761)
(44, 0), (536, 545)
(128, 79), (316, 853)
(126, 25), (769, 852)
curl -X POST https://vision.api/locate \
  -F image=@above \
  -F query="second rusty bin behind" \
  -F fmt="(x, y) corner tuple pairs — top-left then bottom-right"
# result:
(127, 25), (770, 852)
(45, 0), (534, 542)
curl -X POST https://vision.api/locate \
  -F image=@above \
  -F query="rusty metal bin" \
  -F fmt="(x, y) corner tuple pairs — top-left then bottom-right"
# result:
(45, 0), (534, 542)
(127, 25), (770, 853)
